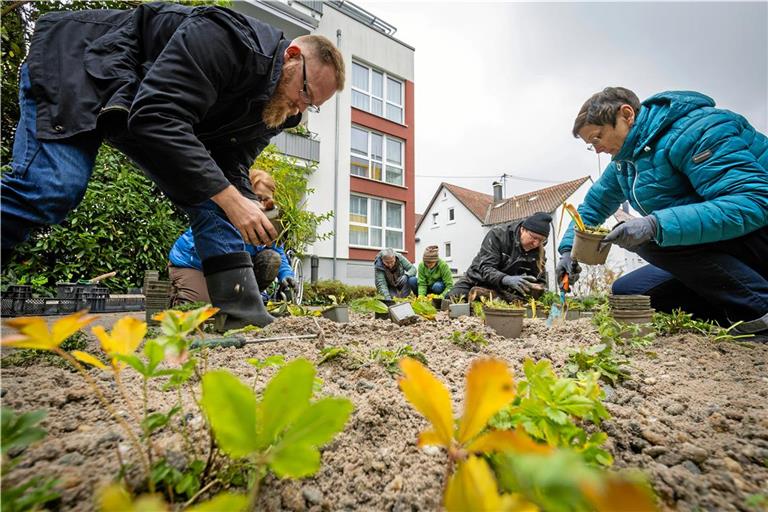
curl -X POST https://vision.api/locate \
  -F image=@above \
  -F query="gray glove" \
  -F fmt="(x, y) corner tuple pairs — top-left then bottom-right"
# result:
(602, 216), (658, 250)
(556, 251), (582, 286)
(395, 275), (408, 288)
(501, 274), (537, 295)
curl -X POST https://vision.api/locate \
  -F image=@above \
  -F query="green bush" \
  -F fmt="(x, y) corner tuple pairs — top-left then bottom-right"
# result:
(303, 280), (377, 305)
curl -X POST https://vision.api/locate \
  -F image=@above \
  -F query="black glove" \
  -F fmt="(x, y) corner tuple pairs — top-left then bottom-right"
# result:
(602, 216), (658, 250)
(280, 276), (297, 292)
(395, 275), (408, 288)
(501, 274), (537, 295)
(556, 251), (582, 286)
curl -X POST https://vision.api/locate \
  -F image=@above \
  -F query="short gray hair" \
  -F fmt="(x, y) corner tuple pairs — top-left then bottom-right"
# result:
(572, 87), (641, 136)
(381, 248), (396, 258)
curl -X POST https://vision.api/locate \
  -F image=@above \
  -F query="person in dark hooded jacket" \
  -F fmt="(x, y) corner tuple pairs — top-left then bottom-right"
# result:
(374, 248), (418, 300)
(1, 2), (344, 331)
(446, 213), (550, 302)
(557, 87), (768, 338)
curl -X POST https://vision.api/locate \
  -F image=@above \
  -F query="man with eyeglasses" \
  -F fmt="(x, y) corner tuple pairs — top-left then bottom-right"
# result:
(446, 212), (551, 303)
(557, 87), (768, 339)
(1, 3), (344, 330)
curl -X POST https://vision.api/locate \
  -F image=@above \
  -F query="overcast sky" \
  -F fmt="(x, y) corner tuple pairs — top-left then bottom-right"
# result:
(355, 1), (768, 213)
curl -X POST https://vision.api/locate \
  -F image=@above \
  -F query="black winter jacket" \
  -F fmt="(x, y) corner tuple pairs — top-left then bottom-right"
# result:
(26, 2), (300, 206)
(463, 220), (547, 289)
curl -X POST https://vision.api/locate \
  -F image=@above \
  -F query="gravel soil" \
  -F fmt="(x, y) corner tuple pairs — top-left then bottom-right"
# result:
(1, 311), (767, 511)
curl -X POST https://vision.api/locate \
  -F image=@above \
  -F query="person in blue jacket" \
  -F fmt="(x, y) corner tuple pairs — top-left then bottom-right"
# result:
(557, 87), (768, 337)
(168, 170), (296, 306)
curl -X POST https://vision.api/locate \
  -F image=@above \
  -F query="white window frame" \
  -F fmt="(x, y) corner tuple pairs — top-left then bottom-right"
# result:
(349, 194), (405, 250)
(351, 60), (404, 124)
(445, 242), (452, 260)
(350, 125), (404, 186)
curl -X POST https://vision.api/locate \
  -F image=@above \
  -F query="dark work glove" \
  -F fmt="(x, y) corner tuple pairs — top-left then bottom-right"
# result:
(602, 216), (658, 250)
(395, 275), (408, 288)
(556, 251), (582, 286)
(280, 276), (297, 292)
(501, 274), (537, 295)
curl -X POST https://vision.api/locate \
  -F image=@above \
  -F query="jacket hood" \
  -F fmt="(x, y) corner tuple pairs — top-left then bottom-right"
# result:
(615, 91), (715, 161)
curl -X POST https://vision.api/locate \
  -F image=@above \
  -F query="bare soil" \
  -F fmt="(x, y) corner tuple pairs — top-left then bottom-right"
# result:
(1, 311), (767, 511)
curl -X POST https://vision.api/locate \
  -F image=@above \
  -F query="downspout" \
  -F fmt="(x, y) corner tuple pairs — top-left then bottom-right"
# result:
(332, 28), (342, 280)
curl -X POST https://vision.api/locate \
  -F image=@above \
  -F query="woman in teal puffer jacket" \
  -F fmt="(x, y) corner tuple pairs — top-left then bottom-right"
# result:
(556, 87), (768, 337)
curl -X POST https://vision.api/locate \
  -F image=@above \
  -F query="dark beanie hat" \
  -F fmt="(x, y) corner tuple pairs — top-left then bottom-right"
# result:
(521, 212), (552, 237)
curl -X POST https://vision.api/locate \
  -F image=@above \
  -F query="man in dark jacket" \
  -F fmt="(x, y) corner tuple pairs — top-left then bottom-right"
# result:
(446, 212), (550, 302)
(0, 3), (344, 330)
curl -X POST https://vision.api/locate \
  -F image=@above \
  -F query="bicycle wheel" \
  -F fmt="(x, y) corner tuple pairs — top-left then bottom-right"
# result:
(291, 256), (304, 305)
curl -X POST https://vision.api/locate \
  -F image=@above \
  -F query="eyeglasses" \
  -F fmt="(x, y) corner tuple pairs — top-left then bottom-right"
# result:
(300, 55), (320, 114)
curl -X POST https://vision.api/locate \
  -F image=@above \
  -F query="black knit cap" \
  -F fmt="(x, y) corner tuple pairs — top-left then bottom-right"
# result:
(521, 212), (552, 237)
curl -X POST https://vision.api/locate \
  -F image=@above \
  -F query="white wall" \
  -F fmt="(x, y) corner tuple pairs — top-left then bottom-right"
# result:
(415, 186), (486, 273)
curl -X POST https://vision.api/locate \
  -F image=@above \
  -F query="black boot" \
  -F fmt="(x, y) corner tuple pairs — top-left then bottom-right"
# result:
(203, 252), (274, 332)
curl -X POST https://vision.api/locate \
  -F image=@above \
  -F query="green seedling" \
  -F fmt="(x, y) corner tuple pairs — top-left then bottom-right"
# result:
(223, 324), (262, 337)
(349, 297), (388, 314)
(288, 304), (322, 317)
(449, 330), (488, 351)
(247, 355), (287, 391)
(370, 345), (427, 375)
(1, 408), (60, 511)
(409, 296), (438, 320)
(490, 359), (613, 467)
(652, 308), (754, 342)
(200, 360), (353, 509)
(450, 294), (467, 304)
(592, 306), (655, 349)
(481, 296), (524, 310)
(566, 343), (631, 386)
(472, 301), (485, 319)
(318, 346), (348, 365)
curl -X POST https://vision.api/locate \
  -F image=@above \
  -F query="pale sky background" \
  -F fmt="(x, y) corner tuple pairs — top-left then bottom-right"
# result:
(355, 1), (768, 213)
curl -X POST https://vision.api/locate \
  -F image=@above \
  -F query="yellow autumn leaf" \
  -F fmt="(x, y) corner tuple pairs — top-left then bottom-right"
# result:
(457, 359), (516, 444)
(465, 428), (551, 456)
(152, 307), (218, 326)
(582, 475), (658, 512)
(563, 203), (587, 232)
(99, 483), (167, 512)
(444, 456), (536, 512)
(398, 357), (454, 448)
(3, 311), (97, 351)
(92, 316), (146, 370)
(72, 350), (107, 369)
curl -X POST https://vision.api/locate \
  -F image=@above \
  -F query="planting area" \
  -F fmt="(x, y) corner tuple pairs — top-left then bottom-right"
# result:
(1, 308), (767, 511)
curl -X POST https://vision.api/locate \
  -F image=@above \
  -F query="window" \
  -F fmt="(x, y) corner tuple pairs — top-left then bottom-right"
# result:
(349, 194), (404, 250)
(350, 126), (404, 186)
(431, 212), (439, 225)
(351, 61), (404, 123)
(448, 207), (455, 221)
(445, 242), (452, 258)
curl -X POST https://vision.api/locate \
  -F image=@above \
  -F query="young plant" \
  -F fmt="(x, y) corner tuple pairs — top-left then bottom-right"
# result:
(398, 357), (549, 511)
(317, 346), (349, 365)
(409, 296), (438, 320)
(449, 330), (488, 351)
(98, 482), (247, 512)
(370, 345), (427, 375)
(1, 408), (60, 511)
(349, 297), (388, 314)
(489, 359), (612, 468)
(481, 296), (524, 311)
(287, 304), (322, 317)
(450, 294), (467, 304)
(592, 306), (655, 349)
(566, 343), (631, 386)
(652, 308), (753, 342)
(200, 359), (353, 509)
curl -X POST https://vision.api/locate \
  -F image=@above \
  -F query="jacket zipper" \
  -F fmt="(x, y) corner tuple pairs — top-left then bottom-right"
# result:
(628, 161), (649, 216)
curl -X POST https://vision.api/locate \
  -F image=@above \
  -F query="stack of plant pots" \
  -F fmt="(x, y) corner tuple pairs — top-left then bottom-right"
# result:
(144, 271), (170, 325)
(483, 306), (525, 338)
(609, 294), (654, 332)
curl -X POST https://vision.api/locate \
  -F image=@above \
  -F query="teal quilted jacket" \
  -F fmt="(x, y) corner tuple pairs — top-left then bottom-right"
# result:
(559, 91), (768, 253)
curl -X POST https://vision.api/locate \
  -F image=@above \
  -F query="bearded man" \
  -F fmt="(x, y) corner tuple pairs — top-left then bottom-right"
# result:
(0, 3), (344, 329)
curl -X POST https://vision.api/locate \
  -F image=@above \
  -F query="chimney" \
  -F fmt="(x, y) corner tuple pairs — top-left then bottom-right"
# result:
(492, 181), (502, 202)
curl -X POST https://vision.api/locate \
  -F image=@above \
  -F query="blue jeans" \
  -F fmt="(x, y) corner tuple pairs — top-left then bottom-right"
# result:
(1, 65), (245, 262)
(1, 64), (101, 253)
(612, 226), (768, 328)
(427, 280), (445, 295)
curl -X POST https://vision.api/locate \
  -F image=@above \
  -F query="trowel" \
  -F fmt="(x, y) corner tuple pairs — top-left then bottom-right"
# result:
(546, 273), (569, 327)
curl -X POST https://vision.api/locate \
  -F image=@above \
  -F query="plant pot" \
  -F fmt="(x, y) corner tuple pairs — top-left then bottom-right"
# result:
(322, 304), (349, 323)
(524, 305), (549, 319)
(565, 309), (581, 321)
(389, 302), (419, 326)
(264, 207), (284, 237)
(571, 230), (611, 265)
(483, 307), (525, 338)
(375, 300), (395, 320)
(449, 303), (470, 318)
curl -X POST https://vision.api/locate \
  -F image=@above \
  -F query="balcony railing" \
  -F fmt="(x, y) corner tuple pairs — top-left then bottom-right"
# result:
(271, 131), (320, 162)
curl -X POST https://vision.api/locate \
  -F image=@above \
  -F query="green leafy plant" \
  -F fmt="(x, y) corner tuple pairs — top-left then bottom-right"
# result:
(200, 359), (353, 508)
(652, 309), (752, 342)
(1, 331), (87, 368)
(406, 296), (438, 320)
(318, 346), (348, 365)
(349, 297), (388, 314)
(566, 343), (631, 386)
(490, 359), (612, 467)
(481, 296), (524, 311)
(592, 306), (655, 349)
(449, 330), (488, 351)
(370, 345), (427, 375)
(450, 294), (467, 304)
(1, 408), (60, 512)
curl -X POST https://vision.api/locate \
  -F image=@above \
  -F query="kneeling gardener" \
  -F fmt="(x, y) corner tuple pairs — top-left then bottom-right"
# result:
(417, 245), (453, 298)
(1, 3), (344, 330)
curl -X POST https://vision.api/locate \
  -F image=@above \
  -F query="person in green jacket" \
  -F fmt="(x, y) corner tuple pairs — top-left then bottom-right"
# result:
(417, 245), (453, 298)
(374, 248), (417, 300)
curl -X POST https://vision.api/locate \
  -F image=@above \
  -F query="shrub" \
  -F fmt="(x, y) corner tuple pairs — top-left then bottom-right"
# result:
(303, 280), (377, 305)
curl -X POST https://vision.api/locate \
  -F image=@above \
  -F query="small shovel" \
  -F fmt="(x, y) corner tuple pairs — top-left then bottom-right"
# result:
(546, 274), (569, 327)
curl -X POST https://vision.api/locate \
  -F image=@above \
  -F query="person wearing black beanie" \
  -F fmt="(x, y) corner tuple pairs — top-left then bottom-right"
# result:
(446, 212), (550, 303)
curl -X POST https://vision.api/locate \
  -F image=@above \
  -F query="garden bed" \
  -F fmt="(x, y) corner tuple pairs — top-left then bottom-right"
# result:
(1, 311), (766, 511)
